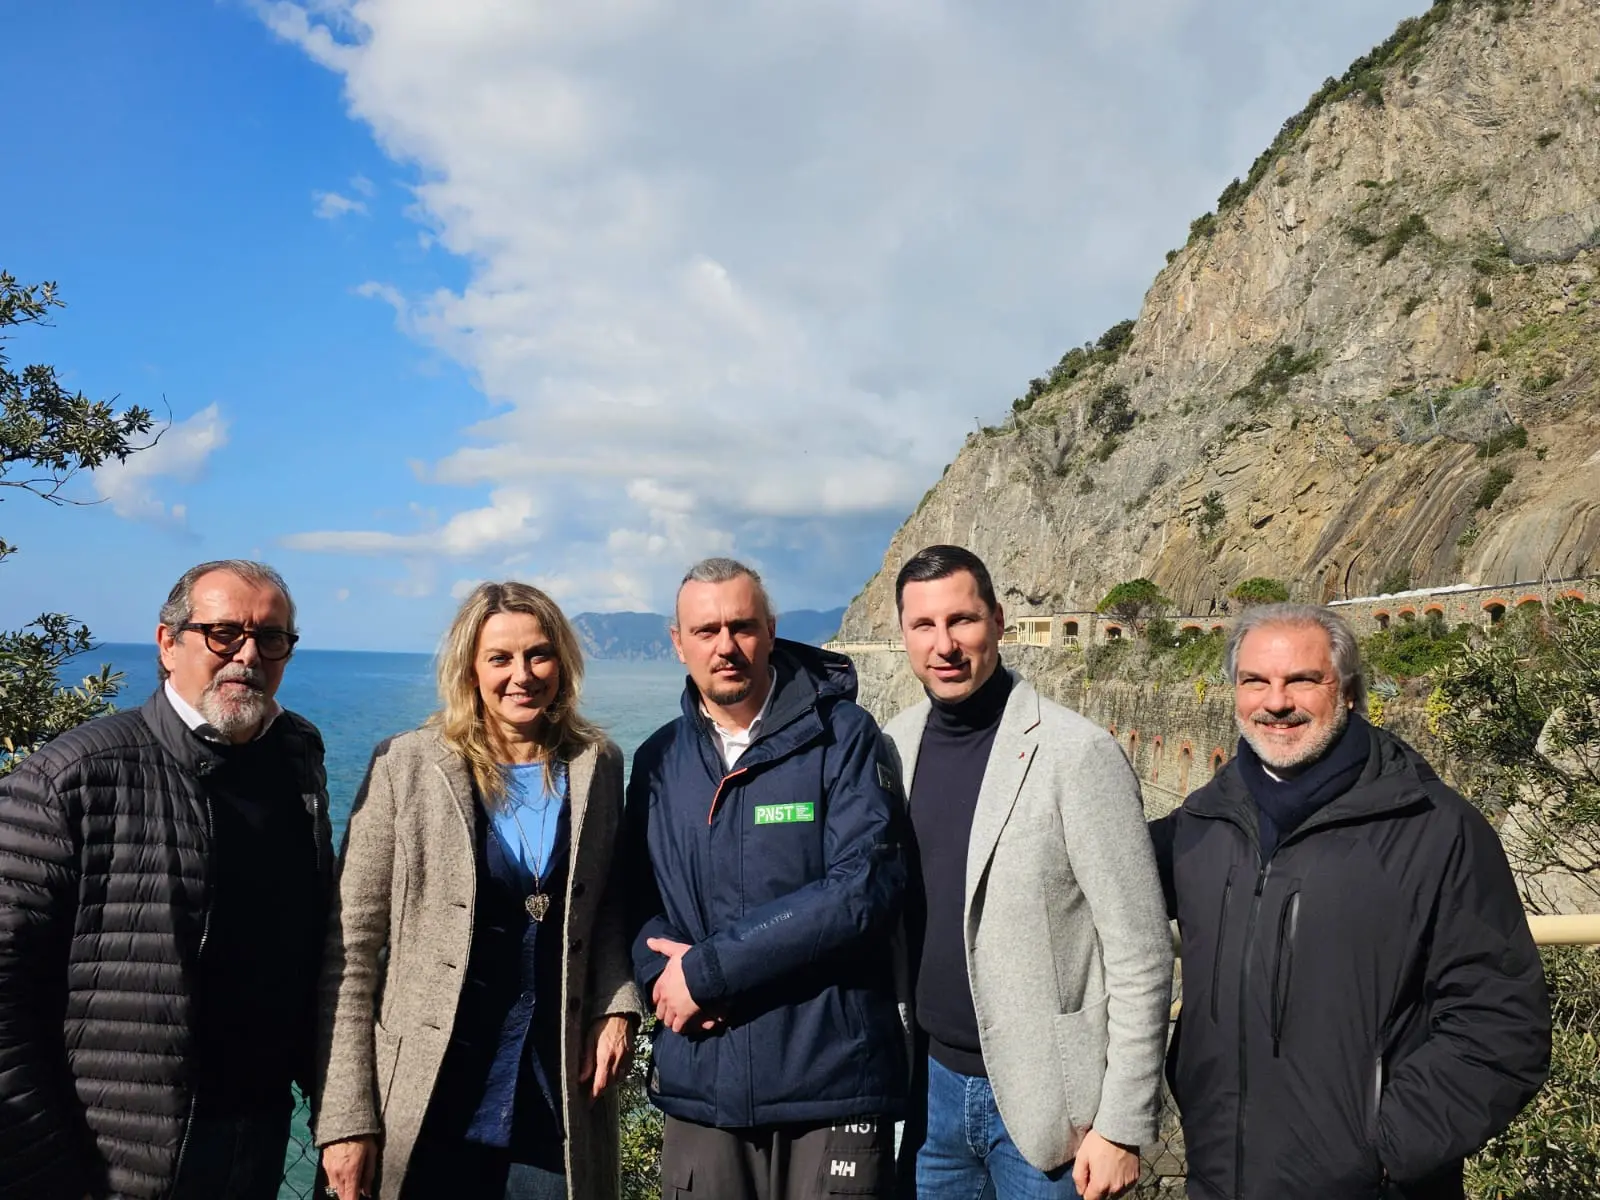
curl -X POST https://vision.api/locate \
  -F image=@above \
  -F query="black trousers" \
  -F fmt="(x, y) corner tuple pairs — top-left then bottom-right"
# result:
(660, 1114), (895, 1200)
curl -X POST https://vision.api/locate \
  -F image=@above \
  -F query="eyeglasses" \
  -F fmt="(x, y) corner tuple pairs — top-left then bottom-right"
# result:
(178, 622), (300, 661)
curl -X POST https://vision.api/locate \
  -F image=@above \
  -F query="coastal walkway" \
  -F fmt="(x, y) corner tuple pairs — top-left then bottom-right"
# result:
(827, 572), (1600, 653)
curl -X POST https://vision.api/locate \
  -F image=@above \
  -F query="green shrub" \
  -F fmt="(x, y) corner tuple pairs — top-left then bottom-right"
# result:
(1536, 130), (1562, 148)
(1096, 320), (1136, 357)
(1474, 289), (1493, 308)
(1525, 367), (1562, 392)
(1475, 465), (1514, 509)
(1089, 383), (1135, 435)
(1098, 578), (1171, 626)
(1362, 612), (1471, 679)
(1401, 295), (1425, 316)
(1346, 224), (1381, 248)
(1230, 577), (1291, 605)
(1475, 334), (1493, 352)
(1476, 425), (1527, 457)
(1198, 490), (1227, 539)
(1377, 567), (1412, 594)
(1076, 475), (1095, 495)
(1188, 212), (1218, 243)
(1379, 213), (1428, 264)
(1232, 344), (1322, 408)
(1144, 616), (1176, 646)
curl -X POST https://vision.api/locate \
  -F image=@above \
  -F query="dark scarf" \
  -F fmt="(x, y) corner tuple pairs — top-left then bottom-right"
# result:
(1236, 710), (1371, 859)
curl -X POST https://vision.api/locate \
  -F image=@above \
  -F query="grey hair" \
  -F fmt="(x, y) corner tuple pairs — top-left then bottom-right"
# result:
(672, 557), (774, 628)
(1223, 602), (1367, 710)
(157, 560), (298, 680)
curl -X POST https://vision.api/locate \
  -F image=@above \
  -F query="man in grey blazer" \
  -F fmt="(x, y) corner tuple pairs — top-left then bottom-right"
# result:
(883, 545), (1172, 1200)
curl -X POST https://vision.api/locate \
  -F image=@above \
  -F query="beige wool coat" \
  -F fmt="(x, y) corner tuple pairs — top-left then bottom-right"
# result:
(313, 727), (645, 1200)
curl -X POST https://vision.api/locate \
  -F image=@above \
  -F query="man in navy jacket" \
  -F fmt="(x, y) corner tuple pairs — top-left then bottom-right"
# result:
(626, 557), (909, 1199)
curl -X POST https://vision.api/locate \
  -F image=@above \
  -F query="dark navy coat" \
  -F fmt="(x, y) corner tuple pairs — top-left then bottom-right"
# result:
(626, 640), (909, 1128)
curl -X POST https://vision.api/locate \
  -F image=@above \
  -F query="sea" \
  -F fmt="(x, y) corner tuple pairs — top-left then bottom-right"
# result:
(69, 644), (688, 1196)
(81, 644), (690, 839)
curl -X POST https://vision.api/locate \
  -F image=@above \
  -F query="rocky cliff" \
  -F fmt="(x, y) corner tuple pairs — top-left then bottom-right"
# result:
(842, 0), (1600, 639)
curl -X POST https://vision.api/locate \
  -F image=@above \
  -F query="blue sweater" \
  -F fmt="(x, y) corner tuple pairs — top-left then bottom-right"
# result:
(422, 781), (569, 1167)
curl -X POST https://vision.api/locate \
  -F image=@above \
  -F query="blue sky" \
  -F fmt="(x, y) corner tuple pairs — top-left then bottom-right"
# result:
(3, 0), (1425, 651)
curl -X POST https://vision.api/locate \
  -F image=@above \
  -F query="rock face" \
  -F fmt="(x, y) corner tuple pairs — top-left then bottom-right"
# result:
(841, 0), (1600, 639)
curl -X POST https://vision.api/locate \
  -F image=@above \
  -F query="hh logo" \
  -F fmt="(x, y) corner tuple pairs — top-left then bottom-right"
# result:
(830, 1161), (857, 1178)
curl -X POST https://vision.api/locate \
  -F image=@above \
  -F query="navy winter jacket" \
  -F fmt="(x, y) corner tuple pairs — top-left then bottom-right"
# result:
(625, 640), (909, 1128)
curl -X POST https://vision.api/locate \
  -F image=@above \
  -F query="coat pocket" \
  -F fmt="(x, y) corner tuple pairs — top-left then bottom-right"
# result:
(1052, 993), (1110, 1134)
(372, 1022), (403, 1118)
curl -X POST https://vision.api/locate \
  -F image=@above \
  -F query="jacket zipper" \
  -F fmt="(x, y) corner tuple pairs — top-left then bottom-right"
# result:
(1210, 869), (1235, 1023)
(1234, 859), (1271, 1200)
(1270, 891), (1300, 1056)
(169, 789), (216, 1197)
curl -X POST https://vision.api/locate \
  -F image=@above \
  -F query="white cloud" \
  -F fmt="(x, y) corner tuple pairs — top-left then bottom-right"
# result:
(335, 587), (351, 602)
(92, 403), (228, 524)
(313, 189), (368, 219)
(261, 0), (1428, 610)
(350, 173), (376, 197)
(282, 486), (539, 556)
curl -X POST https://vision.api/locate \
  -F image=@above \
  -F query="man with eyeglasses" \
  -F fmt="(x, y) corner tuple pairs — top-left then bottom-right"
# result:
(0, 559), (333, 1200)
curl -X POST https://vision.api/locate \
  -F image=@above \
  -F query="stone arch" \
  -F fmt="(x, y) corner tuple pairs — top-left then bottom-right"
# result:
(1107, 723), (1118, 737)
(1150, 735), (1163, 783)
(1482, 598), (1507, 623)
(1210, 748), (1227, 774)
(1374, 610), (1390, 630)
(1210, 623), (1225, 634)
(1127, 730), (1140, 770)
(1560, 589), (1586, 603)
(1423, 604), (1445, 618)
(1063, 619), (1080, 640)
(1104, 625), (1123, 640)
(1179, 743), (1194, 794)
(1397, 607), (1416, 622)
(1517, 594), (1543, 609)
(1180, 623), (1202, 637)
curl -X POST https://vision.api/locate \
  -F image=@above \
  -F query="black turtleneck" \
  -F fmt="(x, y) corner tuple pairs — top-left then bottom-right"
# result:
(909, 665), (1012, 1077)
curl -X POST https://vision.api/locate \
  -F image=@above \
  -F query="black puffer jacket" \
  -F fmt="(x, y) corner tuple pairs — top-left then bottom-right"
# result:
(0, 691), (332, 1200)
(1150, 724), (1549, 1200)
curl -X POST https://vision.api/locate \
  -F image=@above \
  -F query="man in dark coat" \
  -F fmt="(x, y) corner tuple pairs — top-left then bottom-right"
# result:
(0, 560), (332, 1200)
(1150, 602), (1549, 1200)
(627, 557), (908, 1199)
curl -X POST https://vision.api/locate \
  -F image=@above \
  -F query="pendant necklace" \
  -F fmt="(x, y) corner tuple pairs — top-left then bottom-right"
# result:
(507, 778), (555, 922)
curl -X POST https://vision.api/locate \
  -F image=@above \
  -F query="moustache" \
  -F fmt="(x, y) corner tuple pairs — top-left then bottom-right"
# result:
(1252, 710), (1310, 727)
(209, 665), (266, 692)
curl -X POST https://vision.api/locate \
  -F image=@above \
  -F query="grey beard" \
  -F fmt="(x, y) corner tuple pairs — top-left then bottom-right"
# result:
(1238, 703), (1349, 773)
(199, 667), (269, 739)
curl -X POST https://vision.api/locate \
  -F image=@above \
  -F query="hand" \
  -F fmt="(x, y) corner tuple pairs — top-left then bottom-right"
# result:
(1072, 1129), (1140, 1200)
(646, 937), (702, 1033)
(322, 1135), (378, 1200)
(580, 1013), (636, 1101)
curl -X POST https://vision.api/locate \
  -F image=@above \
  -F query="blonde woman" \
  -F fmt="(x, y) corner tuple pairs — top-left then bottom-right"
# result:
(314, 582), (644, 1200)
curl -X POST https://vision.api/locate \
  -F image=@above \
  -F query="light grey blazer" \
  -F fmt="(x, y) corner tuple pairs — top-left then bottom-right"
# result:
(312, 728), (645, 1200)
(884, 673), (1173, 1171)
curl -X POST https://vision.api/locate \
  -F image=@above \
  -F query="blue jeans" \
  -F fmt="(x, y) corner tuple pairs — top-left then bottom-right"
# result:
(401, 1136), (567, 1200)
(168, 1110), (291, 1200)
(916, 1057), (1082, 1200)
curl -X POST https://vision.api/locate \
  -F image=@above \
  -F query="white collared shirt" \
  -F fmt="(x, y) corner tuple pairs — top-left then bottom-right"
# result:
(164, 680), (284, 744)
(702, 669), (778, 771)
